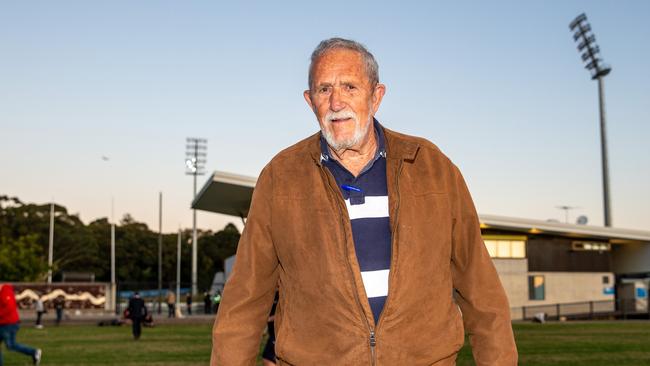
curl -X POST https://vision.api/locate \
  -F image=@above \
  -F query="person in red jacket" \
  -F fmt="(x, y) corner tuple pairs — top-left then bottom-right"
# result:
(0, 283), (42, 365)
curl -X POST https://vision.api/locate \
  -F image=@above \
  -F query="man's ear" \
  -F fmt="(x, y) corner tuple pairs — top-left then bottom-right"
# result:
(303, 90), (314, 111)
(372, 83), (386, 113)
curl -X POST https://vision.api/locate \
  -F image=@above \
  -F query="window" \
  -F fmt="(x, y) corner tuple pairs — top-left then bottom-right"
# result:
(484, 240), (498, 257)
(511, 240), (526, 258)
(571, 241), (611, 252)
(602, 276), (609, 285)
(528, 275), (545, 300)
(482, 236), (527, 258)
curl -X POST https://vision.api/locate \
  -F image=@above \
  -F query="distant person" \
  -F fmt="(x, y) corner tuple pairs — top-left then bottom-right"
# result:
(212, 290), (221, 315)
(186, 294), (192, 315)
(0, 283), (42, 365)
(203, 292), (211, 314)
(126, 292), (147, 340)
(166, 290), (176, 318)
(54, 296), (65, 326)
(34, 297), (45, 329)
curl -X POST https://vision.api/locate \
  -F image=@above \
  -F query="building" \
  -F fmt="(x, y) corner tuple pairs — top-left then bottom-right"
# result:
(479, 215), (650, 319)
(193, 171), (650, 320)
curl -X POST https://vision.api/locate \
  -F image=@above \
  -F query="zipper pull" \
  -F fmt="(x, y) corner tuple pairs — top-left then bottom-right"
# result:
(369, 330), (376, 347)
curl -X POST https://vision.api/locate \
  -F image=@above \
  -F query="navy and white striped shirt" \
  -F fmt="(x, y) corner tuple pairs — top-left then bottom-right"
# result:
(321, 120), (391, 323)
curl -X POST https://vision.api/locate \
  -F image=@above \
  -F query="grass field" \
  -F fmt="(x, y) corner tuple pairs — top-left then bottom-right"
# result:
(2, 321), (649, 365)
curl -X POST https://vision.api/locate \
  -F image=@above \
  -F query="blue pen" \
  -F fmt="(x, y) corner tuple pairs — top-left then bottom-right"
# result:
(341, 184), (362, 193)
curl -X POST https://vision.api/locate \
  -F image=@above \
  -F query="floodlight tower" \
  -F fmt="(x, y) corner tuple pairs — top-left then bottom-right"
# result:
(569, 13), (613, 227)
(185, 137), (207, 296)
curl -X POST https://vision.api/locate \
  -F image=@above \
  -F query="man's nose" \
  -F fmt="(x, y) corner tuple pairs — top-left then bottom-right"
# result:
(329, 87), (346, 112)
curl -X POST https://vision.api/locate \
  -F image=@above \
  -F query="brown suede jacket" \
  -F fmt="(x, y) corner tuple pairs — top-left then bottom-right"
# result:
(212, 126), (518, 365)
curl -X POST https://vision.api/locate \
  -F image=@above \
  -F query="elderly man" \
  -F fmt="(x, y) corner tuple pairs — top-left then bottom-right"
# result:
(212, 38), (517, 365)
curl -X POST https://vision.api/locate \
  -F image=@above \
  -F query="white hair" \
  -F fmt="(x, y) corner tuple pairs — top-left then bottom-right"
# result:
(308, 38), (379, 89)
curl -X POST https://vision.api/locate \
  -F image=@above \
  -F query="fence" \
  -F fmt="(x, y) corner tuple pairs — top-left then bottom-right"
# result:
(520, 299), (649, 321)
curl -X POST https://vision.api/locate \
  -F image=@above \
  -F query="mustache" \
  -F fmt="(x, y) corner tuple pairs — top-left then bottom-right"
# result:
(325, 109), (357, 123)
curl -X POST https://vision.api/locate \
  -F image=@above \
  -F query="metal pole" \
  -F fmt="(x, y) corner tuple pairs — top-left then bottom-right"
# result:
(47, 203), (54, 284)
(177, 228), (181, 312)
(186, 137), (205, 297)
(598, 77), (612, 227)
(192, 173), (198, 296)
(158, 192), (163, 314)
(110, 196), (116, 313)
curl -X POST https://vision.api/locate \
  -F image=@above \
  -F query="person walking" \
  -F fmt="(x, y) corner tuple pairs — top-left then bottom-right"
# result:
(126, 292), (147, 340)
(34, 297), (45, 329)
(185, 294), (192, 316)
(211, 38), (517, 364)
(0, 283), (42, 365)
(165, 290), (175, 318)
(54, 296), (65, 326)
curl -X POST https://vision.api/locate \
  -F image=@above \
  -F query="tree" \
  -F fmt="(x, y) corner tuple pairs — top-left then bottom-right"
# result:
(197, 223), (240, 291)
(0, 195), (241, 291)
(0, 235), (48, 281)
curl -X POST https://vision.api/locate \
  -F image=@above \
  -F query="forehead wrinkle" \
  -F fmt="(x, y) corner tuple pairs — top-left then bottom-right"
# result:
(313, 72), (369, 89)
(311, 50), (368, 84)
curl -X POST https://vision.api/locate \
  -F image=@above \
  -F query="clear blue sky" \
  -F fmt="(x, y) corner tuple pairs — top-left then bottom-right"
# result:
(1, 1), (648, 233)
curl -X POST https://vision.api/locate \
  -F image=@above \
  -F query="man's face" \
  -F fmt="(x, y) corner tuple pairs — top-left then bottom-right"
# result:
(304, 49), (385, 151)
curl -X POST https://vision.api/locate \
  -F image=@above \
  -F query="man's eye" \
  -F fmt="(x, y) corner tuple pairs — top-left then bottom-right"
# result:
(344, 85), (356, 91)
(318, 87), (330, 93)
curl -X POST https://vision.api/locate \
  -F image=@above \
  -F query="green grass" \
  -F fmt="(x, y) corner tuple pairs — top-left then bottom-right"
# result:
(459, 322), (650, 366)
(2, 323), (213, 366)
(2, 321), (650, 365)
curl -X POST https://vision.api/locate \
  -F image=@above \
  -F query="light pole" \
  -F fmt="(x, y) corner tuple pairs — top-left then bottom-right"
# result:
(176, 228), (181, 314)
(110, 197), (116, 313)
(185, 137), (207, 296)
(102, 156), (117, 313)
(569, 13), (613, 227)
(157, 192), (163, 314)
(47, 202), (54, 284)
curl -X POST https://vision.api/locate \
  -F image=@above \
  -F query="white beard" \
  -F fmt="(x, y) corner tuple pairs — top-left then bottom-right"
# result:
(322, 109), (372, 151)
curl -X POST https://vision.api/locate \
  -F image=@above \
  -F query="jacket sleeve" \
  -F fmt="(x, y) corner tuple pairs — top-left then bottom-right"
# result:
(211, 164), (279, 366)
(448, 165), (518, 366)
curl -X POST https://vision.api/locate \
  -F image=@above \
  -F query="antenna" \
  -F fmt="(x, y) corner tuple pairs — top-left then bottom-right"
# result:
(556, 205), (581, 224)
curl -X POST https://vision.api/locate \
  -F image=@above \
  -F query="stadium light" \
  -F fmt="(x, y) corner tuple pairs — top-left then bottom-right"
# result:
(186, 137), (207, 297)
(569, 13), (613, 227)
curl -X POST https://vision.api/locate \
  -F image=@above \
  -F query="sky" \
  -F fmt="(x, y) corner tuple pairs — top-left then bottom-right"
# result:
(1, 1), (648, 234)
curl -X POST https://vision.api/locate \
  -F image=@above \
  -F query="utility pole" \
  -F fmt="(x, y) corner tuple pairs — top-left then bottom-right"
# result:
(110, 198), (116, 313)
(101, 156), (117, 313)
(158, 192), (163, 314)
(176, 228), (181, 314)
(569, 13), (613, 227)
(185, 137), (207, 296)
(47, 202), (54, 284)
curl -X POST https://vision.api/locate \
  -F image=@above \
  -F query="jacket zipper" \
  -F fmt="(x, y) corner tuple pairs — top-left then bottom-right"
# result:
(319, 164), (376, 365)
(370, 330), (376, 365)
(375, 159), (404, 338)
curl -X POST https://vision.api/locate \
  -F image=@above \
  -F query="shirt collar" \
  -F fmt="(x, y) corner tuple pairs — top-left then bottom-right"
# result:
(320, 118), (386, 162)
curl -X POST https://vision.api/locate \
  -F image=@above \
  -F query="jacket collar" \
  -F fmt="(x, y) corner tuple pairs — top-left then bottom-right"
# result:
(309, 120), (419, 165)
